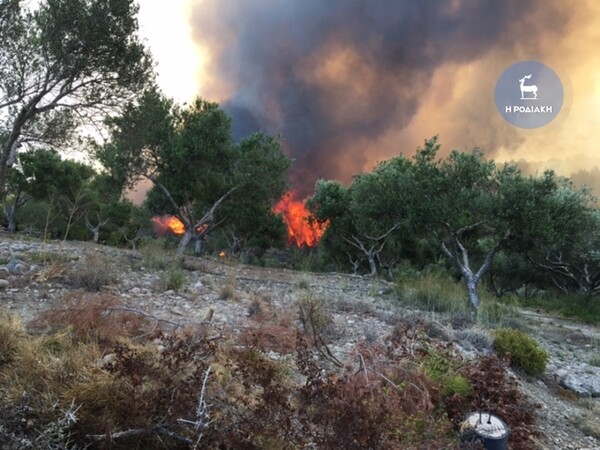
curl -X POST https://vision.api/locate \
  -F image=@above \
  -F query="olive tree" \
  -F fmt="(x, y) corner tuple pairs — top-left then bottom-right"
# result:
(0, 0), (152, 202)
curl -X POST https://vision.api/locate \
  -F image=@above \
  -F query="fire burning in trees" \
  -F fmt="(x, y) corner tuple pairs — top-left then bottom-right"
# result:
(151, 216), (210, 238)
(151, 216), (185, 237)
(273, 193), (328, 247)
(151, 193), (327, 249)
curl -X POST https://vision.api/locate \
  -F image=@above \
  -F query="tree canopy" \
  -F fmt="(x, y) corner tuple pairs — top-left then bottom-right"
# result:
(97, 89), (291, 256)
(309, 137), (599, 307)
(0, 0), (153, 201)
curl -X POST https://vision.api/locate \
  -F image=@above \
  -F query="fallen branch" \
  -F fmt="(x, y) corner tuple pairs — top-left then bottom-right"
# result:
(88, 426), (193, 444)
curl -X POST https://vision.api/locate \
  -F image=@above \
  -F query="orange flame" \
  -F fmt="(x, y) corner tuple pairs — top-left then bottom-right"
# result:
(152, 216), (185, 237)
(273, 192), (328, 247)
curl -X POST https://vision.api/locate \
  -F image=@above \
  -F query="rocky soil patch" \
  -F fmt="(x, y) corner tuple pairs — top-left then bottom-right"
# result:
(1, 235), (600, 449)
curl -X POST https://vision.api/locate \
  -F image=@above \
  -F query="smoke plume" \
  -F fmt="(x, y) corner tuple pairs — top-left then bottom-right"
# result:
(190, 0), (578, 195)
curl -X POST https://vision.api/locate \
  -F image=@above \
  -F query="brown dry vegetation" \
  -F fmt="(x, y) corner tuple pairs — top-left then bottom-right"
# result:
(0, 287), (540, 450)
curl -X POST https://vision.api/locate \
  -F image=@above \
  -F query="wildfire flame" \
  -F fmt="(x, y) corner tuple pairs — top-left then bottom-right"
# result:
(273, 192), (328, 247)
(152, 216), (210, 238)
(152, 215), (186, 237)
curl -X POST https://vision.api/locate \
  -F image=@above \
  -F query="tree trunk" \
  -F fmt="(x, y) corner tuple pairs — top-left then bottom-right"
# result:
(177, 229), (194, 257)
(367, 254), (377, 276)
(465, 275), (480, 309)
(194, 236), (203, 256)
(438, 226), (507, 311)
(5, 203), (17, 233)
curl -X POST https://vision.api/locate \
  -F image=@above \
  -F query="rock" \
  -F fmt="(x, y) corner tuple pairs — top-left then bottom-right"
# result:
(170, 307), (184, 316)
(7, 257), (28, 274)
(0, 279), (9, 289)
(102, 353), (116, 366)
(559, 372), (600, 397)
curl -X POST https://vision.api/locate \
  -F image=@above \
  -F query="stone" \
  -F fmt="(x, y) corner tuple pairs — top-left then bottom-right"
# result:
(559, 372), (600, 397)
(0, 279), (9, 289)
(7, 257), (28, 274)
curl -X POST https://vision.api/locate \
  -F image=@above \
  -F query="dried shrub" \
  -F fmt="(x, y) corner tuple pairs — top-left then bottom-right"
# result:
(493, 328), (548, 376)
(218, 282), (236, 300)
(66, 253), (114, 291)
(31, 291), (150, 345)
(32, 257), (68, 283)
(449, 355), (540, 450)
(295, 337), (455, 449)
(298, 293), (336, 340)
(0, 322), (102, 421)
(0, 312), (22, 365)
(63, 328), (218, 448)
(218, 273), (239, 300)
(454, 327), (494, 353)
(239, 312), (297, 354)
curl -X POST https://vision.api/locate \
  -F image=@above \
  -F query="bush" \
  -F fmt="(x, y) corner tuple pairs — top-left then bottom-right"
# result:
(31, 292), (151, 346)
(138, 238), (174, 270)
(477, 298), (519, 328)
(298, 293), (335, 339)
(396, 273), (470, 314)
(442, 374), (472, 398)
(493, 328), (548, 376)
(157, 266), (186, 292)
(66, 253), (114, 291)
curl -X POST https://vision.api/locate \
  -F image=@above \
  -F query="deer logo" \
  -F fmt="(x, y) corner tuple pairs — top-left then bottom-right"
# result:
(519, 74), (538, 100)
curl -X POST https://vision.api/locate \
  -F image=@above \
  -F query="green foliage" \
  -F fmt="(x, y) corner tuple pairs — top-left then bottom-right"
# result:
(517, 293), (600, 324)
(421, 350), (471, 398)
(493, 328), (549, 376)
(588, 355), (600, 367)
(9, 149), (103, 240)
(0, 0), (152, 201)
(138, 238), (174, 270)
(221, 132), (291, 251)
(442, 374), (472, 398)
(98, 90), (290, 255)
(309, 136), (600, 309)
(396, 273), (471, 314)
(158, 266), (186, 292)
(477, 297), (520, 328)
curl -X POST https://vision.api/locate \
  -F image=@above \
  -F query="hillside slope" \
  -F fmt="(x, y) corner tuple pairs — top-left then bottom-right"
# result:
(1, 236), (600, 449)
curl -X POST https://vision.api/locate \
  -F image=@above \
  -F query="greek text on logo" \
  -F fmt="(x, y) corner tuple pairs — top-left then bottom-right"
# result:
(495, 61), (564, 129)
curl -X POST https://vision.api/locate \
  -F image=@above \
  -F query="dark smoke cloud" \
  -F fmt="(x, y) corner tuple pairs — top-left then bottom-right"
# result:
(191, 0), (568, 195)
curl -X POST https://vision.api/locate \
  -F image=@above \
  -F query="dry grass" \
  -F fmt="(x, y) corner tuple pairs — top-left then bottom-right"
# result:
(138, 238), (174, 270)
(219, 273), (239, 300)
(30, 291), (151, 346)
(66, 253), (114, 291)
(0, 314), (102, 415)
(0, 311), (23, 365)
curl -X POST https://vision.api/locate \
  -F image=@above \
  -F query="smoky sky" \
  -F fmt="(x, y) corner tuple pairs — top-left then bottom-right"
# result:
(190, 0), (568, 196)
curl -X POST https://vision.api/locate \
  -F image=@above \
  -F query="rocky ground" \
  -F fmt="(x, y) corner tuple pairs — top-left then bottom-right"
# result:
(1, 235), (600, 449)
